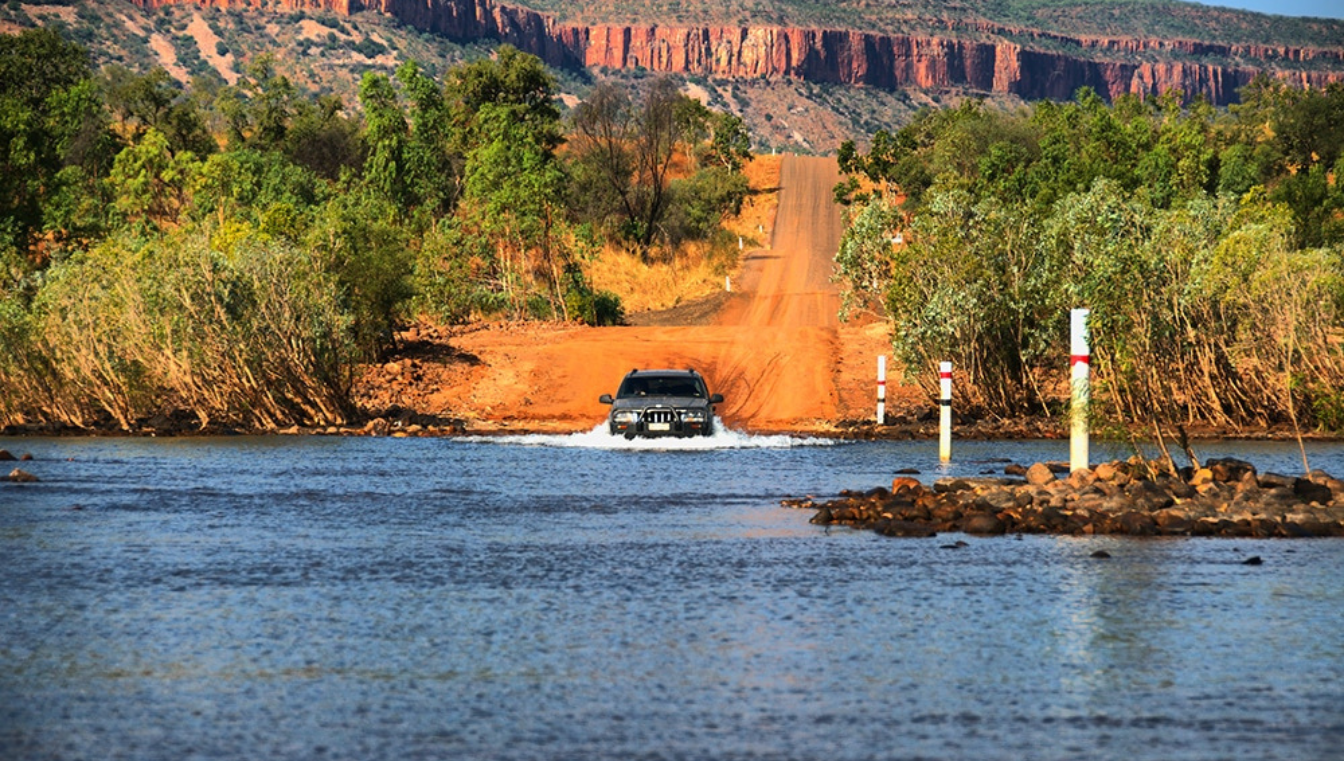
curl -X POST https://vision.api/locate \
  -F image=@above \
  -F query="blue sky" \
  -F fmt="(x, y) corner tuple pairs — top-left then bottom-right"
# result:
(1185, 0), (1344, 19)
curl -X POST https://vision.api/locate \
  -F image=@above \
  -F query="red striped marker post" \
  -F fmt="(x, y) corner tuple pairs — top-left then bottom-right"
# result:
(1070, 308), (1090, 473)
(939, 361), (953, 462)
(876, 356), (886, 425)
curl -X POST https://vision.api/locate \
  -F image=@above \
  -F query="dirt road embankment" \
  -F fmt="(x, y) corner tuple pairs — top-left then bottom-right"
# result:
(357, 155), (912, 435)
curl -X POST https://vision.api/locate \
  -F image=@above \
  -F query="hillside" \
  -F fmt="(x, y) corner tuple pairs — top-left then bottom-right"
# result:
(3, 0), (1343, 151)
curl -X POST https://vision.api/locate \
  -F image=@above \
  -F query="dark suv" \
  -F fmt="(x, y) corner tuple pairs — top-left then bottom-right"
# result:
(599, 369), (725, 439)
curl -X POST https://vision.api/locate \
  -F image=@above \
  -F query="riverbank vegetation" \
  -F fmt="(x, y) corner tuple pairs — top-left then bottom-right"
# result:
(0, 29), (752, 429)
(834, 82), (1344, 439)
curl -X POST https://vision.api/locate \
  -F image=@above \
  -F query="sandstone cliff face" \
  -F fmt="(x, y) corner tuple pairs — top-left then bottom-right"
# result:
(129, 0), (1344, 105)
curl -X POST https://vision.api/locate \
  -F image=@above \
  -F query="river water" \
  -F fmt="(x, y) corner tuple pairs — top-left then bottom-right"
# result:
(2, 427), (1342, 759)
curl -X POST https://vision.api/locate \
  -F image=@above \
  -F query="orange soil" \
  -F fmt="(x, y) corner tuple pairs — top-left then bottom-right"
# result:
(364, 155), (919, 434)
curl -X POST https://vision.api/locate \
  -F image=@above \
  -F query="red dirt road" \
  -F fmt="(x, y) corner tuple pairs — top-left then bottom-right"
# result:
(384, 155), (903, 434)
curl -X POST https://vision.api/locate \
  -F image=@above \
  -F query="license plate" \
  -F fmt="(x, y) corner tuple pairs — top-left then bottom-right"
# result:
(647, 423), (671, 432)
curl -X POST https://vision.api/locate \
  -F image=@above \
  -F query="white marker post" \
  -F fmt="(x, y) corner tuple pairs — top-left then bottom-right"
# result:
(1070, 308), (1090, 473)
(738, 236), (744, 251)
(939, 361), (953, 462)
(725, 276), (731, 292)
(876, 356), (886, 425)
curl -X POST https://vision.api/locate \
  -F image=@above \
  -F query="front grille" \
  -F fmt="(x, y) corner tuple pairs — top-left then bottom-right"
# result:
(643, 408), (677, 424)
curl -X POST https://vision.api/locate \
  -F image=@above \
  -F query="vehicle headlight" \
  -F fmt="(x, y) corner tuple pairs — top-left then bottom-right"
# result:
(679, 409), (708, 423)
(612, 410), (640, 424)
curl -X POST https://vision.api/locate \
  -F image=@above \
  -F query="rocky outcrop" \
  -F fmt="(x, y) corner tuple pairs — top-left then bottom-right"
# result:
(785, 457), (1344, 538)
(129, 0), (1344, 105)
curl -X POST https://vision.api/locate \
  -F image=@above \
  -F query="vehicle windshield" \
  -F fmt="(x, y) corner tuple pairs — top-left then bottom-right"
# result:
(618, 376), (706, 399)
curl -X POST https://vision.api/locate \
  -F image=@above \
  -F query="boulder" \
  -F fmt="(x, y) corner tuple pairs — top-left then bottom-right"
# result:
(933, 477), (1022, 493)
(1004, 463), (1027, 477)
(929, 501), (963, 522)
(0, 450), (14, 461)
(1067, 468), (1096, 489)
(7, 468), (38, 483)
(1258, 472), (1295, 489)
(1125, 480), (1174, 512)
(1207, 458), (1256, 483)
(874, 519), (936, 538)
(891, 477), (922, 494)
(975, 490), (1019, 513)
(1293, 477), (1332, 505)
(961, 514), (1007, 535)
(1154, 509), (1192, 534)
(1025, 463), (1056, 486)
(1094, 461), (1130, 483)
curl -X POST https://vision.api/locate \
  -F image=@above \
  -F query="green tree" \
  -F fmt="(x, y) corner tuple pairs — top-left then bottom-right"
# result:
(358, 70), (410, 209)
(0, 29), (98, 263)
(108, 128), (197, 228)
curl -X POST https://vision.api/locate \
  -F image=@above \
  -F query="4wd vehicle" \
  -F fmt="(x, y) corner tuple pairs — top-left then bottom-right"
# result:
(599, 369), (724, 439)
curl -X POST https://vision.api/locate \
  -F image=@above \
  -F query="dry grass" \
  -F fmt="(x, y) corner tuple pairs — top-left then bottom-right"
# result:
(583, 154), (781, 313)
(584, 241), (725, 314)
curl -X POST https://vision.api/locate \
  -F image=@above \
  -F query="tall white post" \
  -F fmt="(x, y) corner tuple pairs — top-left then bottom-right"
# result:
(1070, 308), (1091, 473)
(939, 361), (953, 462)
(876, 356), (886, 425)
(725, 276), (731, 292)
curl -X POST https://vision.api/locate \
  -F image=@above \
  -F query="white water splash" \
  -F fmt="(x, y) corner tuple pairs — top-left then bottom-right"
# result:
(459, 419), (837, 451)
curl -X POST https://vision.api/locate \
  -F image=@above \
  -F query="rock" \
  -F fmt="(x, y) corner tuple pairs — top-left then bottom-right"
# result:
(1294, 477), (1332, 505)
(1090, 550), (1112, 558)
(1264, 487), (1297, 505)
(1113, 510), (1158, 536)
(1067, 468), (1096, 489)
(940, 540), (969, 550)
(975, 490), (1019, 513)
(934, 477), (1024, 494)
(894, 467), (920, 475)
(365, 417), (390, 436)
(0, 450), (14, 460)
(1154, 509), (1192, 534)
(1125, 480), (1174, 512)
(1258, 472), (1295, 489)
(1242, 556), (1263, 566)
(875, 519), (936, 538)
(1004, 463), (1027, 477)
(961, 514), (1007, 535)
(1025, 463), (1056, 486)
(1207, 458), (1256, 483)
(929, 501), (963, 522)
(1191, 467), (1215, 486)
(1094, 462), (1130, 483)
(891, 477), (922, 494)
(1168, 480), (1196, 499)
(7, 468), (38, 482)
(809, 508), (834, 525)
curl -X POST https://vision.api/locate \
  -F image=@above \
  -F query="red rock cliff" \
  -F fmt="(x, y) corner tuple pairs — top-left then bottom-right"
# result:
(129, 0), (1344, 104)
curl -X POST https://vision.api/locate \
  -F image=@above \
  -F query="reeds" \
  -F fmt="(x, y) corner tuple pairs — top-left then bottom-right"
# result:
(0, 229), (357, 430)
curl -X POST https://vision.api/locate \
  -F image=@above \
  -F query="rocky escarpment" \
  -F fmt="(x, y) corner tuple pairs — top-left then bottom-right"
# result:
(129, 0), (1344, 105)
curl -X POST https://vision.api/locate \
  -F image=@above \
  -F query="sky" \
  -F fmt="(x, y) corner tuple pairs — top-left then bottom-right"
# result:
(1185, 0), (1344, 19)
